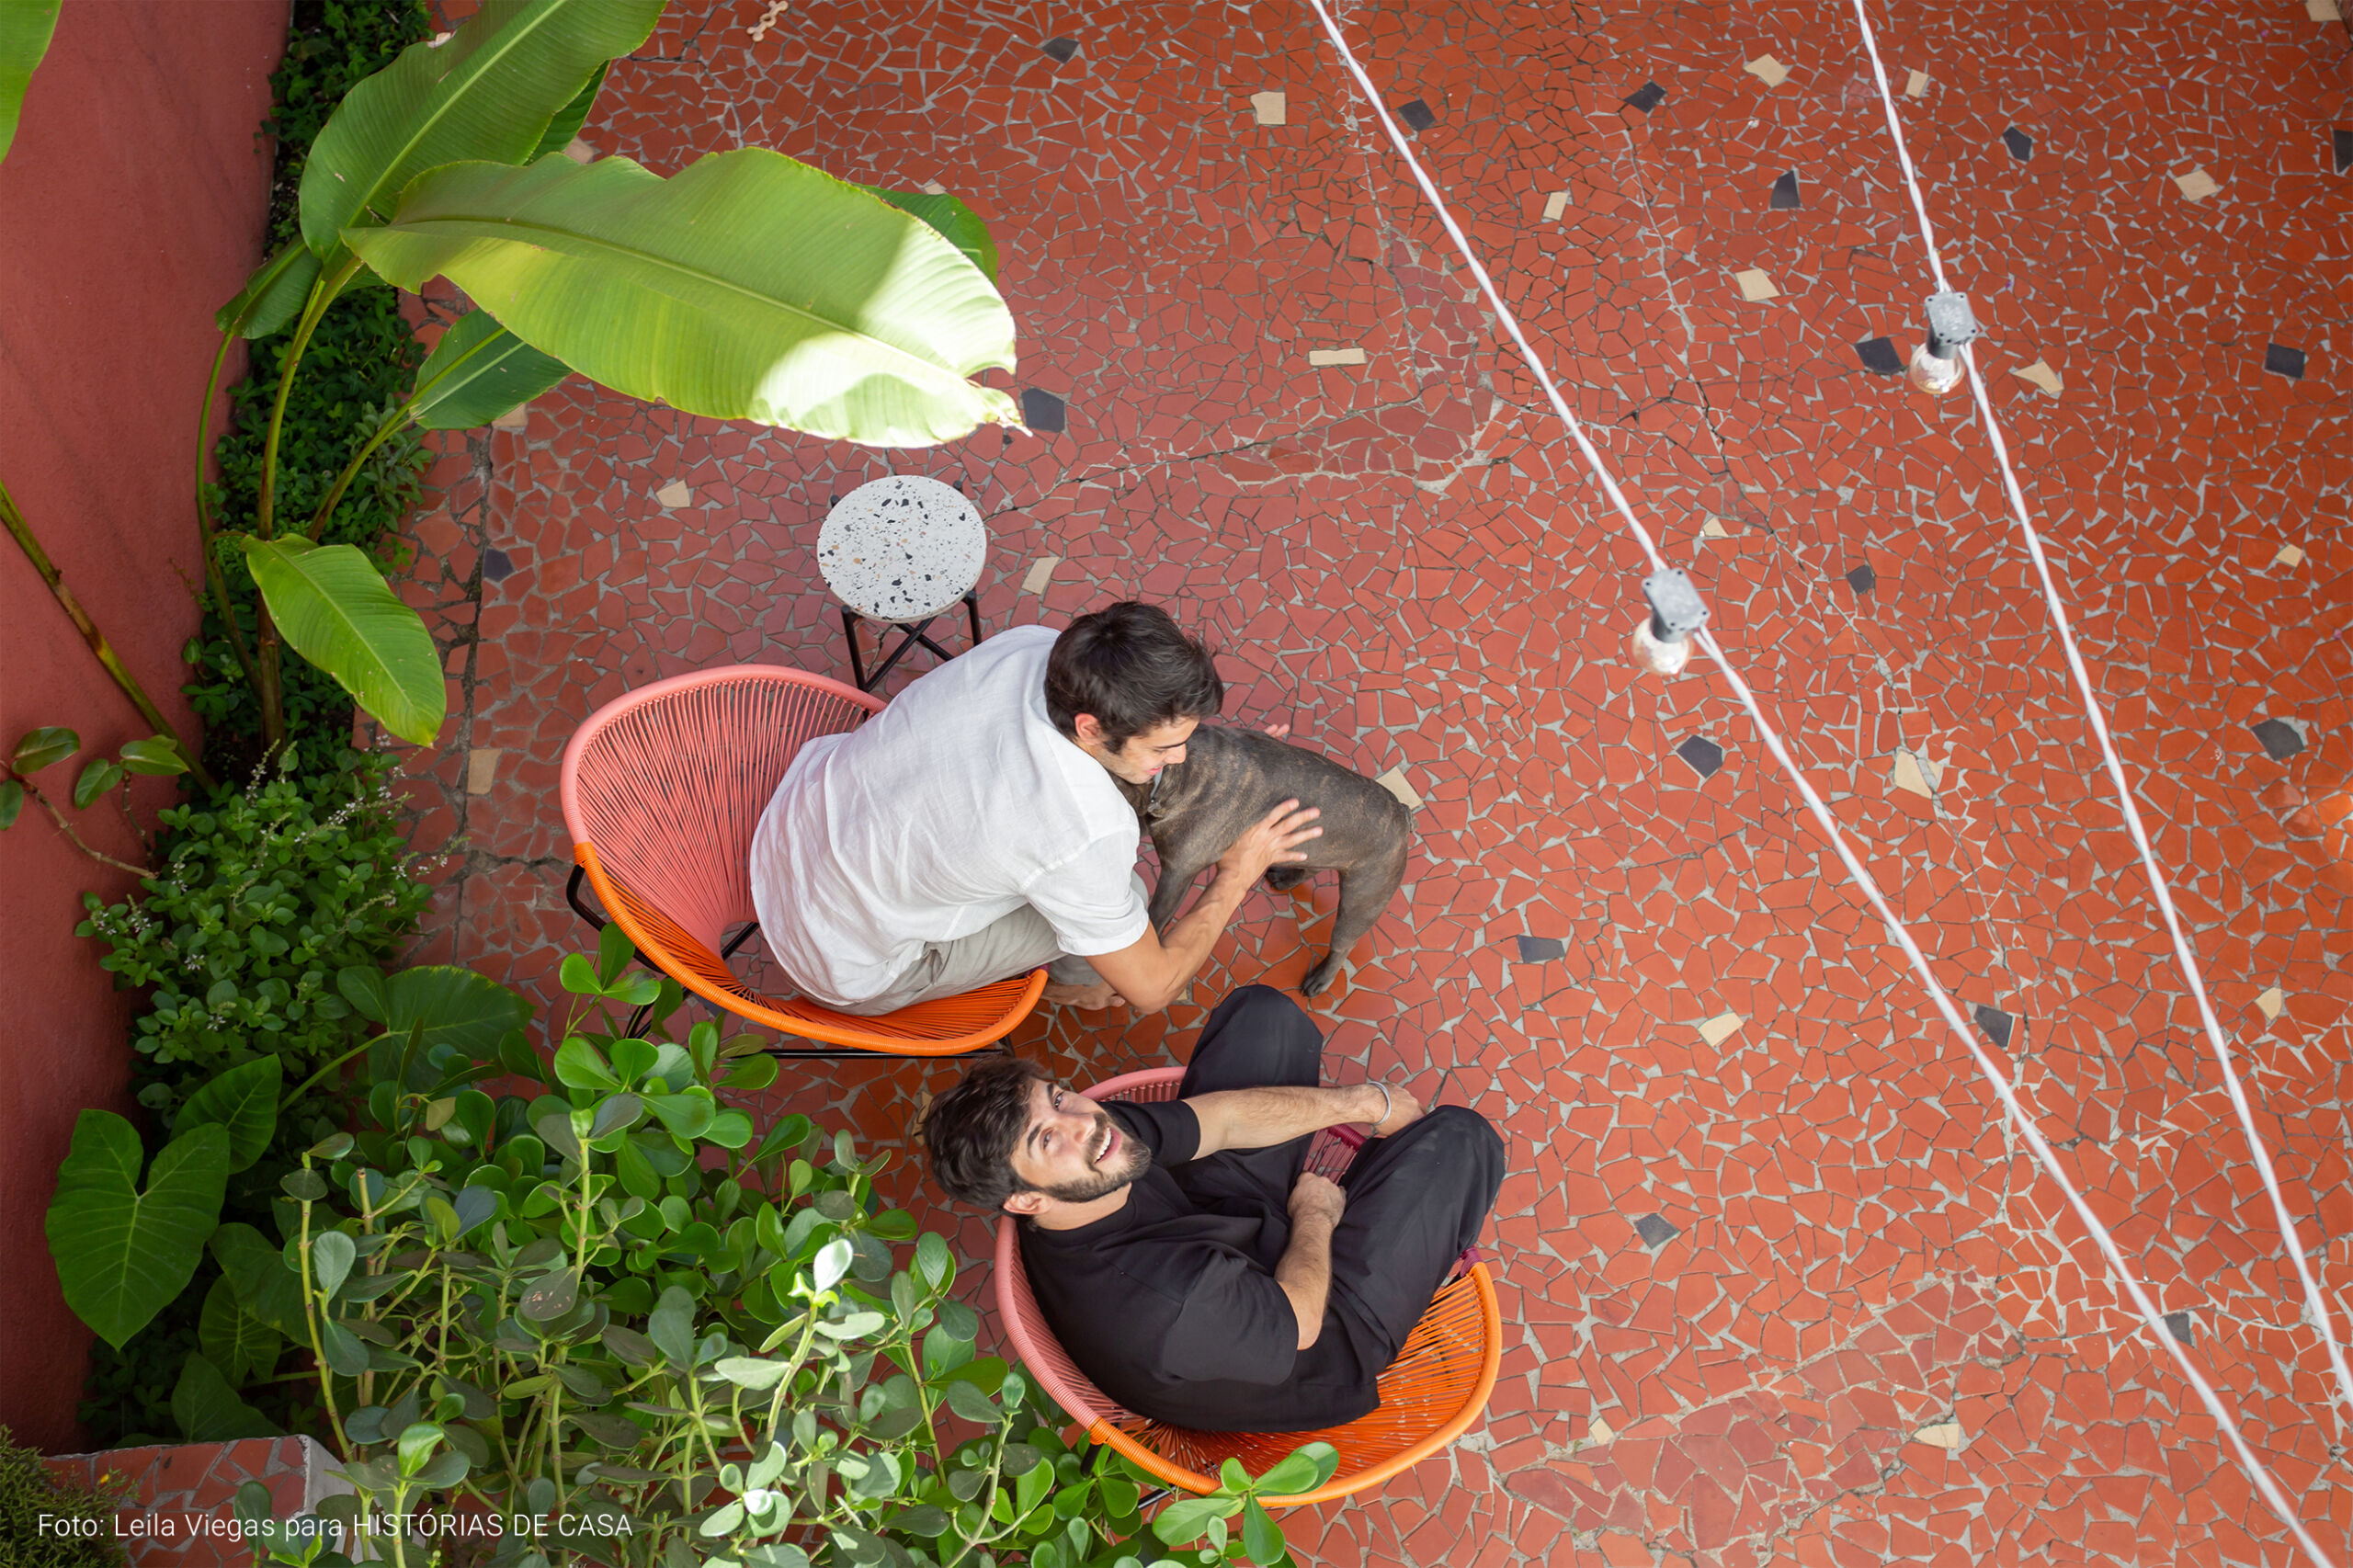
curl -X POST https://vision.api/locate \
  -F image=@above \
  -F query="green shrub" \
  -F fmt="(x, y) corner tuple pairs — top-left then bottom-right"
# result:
(76, 749), (429, 1104)
(0, 1428), (128, 1568)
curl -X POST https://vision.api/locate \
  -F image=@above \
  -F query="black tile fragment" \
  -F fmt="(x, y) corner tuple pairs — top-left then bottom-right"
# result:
(2251, 719), (2303, 761)
(1676, 735), (1724, 778)
(1395, 97), (1436, 131)
(1020, 388), (1067, 432)
(1769, 170), (1801, 210)
(1973, 1005), (2015, 1051)
(1846, 563), (1876, 595)
(1856, 336), (1904, 375)
(2164, 1312), (2195, 1345)
(1623, 80), (1667, 113)
(482, 549), (514, 583)
(2264, 344), (2306, 381)
(1039, 36), (1077, 62)
(2335, 127), (2353, 176)
(1515, 935), (1566, 963)
(2002, 127), (2033, 162)
(1634, 1213), (1680, 1248)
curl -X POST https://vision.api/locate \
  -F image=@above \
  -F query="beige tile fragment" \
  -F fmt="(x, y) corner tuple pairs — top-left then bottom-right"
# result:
(2274, 543), (2305, 568)
(2011, 358), (2063, 396)
(1251, 90), (1288, 126)
(2173, 166), (2221, 201)
(919, 178), (949, 195)
(2308, 0), (2341, 21)
(1733, 267), (1779, 301)
(1372, 767), (1424, 810)
(491, 403), (530, 431)
(1308, 347), (1367, 367)
(1698, 1013), (1743, 1047)
(1542, 190), (1570, 221)
(1700, 517), (1730, 539)
(2256, 985), (2286, 1021)
(1743, 54), (1790, 87)
(1893, 750), (1938, 799)
(465, 748), (503, 796)
(563, 138), (595, 165)
(1020, 555), (1060, 596)
(1586, 1415), (1617, 1446)
(1905, 68), (1929, 97)
(654, 479), (692, 509)
(1913, 1422), (1964, 1450)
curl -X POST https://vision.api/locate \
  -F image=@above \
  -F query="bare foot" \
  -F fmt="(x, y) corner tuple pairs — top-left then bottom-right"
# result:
(1044, 981), (1126, 1011)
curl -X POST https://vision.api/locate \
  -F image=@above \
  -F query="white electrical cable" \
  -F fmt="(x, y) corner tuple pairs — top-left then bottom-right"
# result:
(1847, 0), (2353, 1432)
(1299, 3), (2339, 1561)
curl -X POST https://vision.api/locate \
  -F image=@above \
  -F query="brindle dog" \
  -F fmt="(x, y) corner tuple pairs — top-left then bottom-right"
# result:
(1116, 725), (1412, 998)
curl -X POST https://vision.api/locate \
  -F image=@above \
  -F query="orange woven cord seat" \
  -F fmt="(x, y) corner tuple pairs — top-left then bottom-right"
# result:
(992, 1068), (1502, 1507)
(558, 665), (1046, 1057)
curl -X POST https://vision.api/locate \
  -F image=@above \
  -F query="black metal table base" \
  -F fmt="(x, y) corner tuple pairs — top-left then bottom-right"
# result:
(843, 591), (983, 692)
(563, 864), (1010, 1062)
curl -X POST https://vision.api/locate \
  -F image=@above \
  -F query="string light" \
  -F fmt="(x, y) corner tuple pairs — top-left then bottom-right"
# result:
(1906, 290), (1980, 397)
(1628, 568), (1708, 677)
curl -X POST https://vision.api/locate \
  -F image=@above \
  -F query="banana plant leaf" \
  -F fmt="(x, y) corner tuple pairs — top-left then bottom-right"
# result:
(412, 309), (571, 429)
(214, 238), (325, 340)
(241, 537), (446, 745)
(531, 61), (607, 161)
(859, 185), (1001, 282)
(0, 0), (59, 167)
(346, 150), (1021, 448)
(298, 0), (664, 257)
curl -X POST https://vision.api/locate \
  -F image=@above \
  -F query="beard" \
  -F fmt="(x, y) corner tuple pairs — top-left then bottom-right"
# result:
(1033, 1109), (1153, 1202)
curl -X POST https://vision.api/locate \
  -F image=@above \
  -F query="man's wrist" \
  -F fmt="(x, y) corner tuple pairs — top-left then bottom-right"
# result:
(1357, 1082), (1391, 1129)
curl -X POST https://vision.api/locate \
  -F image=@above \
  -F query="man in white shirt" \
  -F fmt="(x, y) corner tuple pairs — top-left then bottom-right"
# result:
(749, 601), (1322, 1015)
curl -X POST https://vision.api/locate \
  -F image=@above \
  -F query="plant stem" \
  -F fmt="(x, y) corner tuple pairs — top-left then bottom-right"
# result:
(0, 478), (218, 791)
(254, 254), (361, 540)
(296, 1173), (353, 1460)
(192, 326), (263, 697)
(14, 778), (153, 876)
(279, 1029), (390, 1108)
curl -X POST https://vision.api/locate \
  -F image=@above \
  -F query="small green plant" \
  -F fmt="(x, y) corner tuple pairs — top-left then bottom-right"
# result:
(0, 725), (193, 874)
(75, 749), (432, 1097)
(0, 1426), (130, 1568)
(208, 933), (1336, 1568)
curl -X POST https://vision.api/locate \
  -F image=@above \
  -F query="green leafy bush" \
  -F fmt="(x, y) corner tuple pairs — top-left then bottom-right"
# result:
(0, 1427), (129, 1568)
(76, 750), (429, 1101)
(219, 935), (1336, 1568)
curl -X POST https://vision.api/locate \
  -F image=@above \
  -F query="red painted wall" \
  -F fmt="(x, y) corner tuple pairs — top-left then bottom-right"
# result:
(0, 0), (288, 1450)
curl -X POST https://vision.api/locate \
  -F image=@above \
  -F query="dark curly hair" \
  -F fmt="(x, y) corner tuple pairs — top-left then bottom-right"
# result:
(1043, 600), (1223, 749)
(921, 1057), (1050, 1210)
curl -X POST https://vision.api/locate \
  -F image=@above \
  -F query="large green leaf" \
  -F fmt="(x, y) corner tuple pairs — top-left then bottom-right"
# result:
(860, 186), (1001, 282)
(345, 150), (1021, 448)
(383, 964), (534, 1060)
(298, 0), (664, 257)
(214, 238), (324, 340)
(172, 1351), (283, 1442)
(0, 0), (60, 168)
(411, 310), (570, 430)
(210, 1223), (308, 1339)
(45, 1113), (231, 1349)
(175, 1057), (283, 1174)
(530, 61), (607, 161)
(198, 1276), (285, 1388)
(240, 536), (445, 745)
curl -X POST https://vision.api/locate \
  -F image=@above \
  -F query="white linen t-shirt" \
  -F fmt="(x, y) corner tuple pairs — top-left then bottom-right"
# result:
(749, 625), (1149, 1006)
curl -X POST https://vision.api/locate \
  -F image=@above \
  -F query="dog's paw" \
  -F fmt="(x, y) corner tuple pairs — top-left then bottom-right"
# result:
(1300, 954), (1342, 997)
(1263, 865), (1311, 892)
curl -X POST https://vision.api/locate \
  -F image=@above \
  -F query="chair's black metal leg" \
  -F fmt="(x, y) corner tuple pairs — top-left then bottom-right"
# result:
(719, 922), (759, 960)
(862, 613), (938, 689)
(964, 590), (983, 648)
(910, 629), (957, 661)
(565, 864), (608, 931)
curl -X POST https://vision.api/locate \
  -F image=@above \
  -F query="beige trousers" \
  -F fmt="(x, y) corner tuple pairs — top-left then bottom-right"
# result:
(831, 873), (1147, 1016)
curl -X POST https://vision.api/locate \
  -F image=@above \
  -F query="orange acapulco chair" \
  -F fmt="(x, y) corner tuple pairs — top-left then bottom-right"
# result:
(557, 665), (1046, 1060)
(992, 1067), (1503, 1507)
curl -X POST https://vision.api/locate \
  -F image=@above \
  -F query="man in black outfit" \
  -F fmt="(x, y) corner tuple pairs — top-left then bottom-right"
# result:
(920, 985), (1506, 1433)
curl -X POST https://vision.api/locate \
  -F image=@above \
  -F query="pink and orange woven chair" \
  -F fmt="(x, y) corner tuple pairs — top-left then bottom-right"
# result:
(993, 1067), (1502, 1507)
(558, 665), (1046, 1059)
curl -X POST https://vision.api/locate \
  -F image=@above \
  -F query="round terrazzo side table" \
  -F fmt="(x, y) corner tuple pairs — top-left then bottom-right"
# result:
(816, 474), (989, 691)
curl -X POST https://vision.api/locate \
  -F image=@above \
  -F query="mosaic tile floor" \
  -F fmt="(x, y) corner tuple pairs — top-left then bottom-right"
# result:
(393, 3), (2353, 1562)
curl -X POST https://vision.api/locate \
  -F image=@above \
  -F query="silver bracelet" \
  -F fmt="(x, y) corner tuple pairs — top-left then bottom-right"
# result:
(1370, 1082), (1392, 1131)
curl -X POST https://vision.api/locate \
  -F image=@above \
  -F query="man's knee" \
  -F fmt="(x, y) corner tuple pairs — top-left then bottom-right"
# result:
(1419, 1105), (1506, 1185)
(1191, 985), (1323, 1082)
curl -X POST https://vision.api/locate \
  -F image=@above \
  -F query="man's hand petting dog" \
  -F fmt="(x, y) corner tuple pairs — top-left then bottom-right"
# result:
(1214, 797), (1323, 887)
(1289, 1169), (1347, 1227)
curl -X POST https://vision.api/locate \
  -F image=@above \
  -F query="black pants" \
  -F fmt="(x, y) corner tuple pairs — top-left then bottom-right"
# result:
(1172, 985), (1506, 1372)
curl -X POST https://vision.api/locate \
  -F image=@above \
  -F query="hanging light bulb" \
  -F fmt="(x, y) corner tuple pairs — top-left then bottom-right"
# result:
(1629, 567), (1709, 677)
(1907, 289), (1981, 398)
